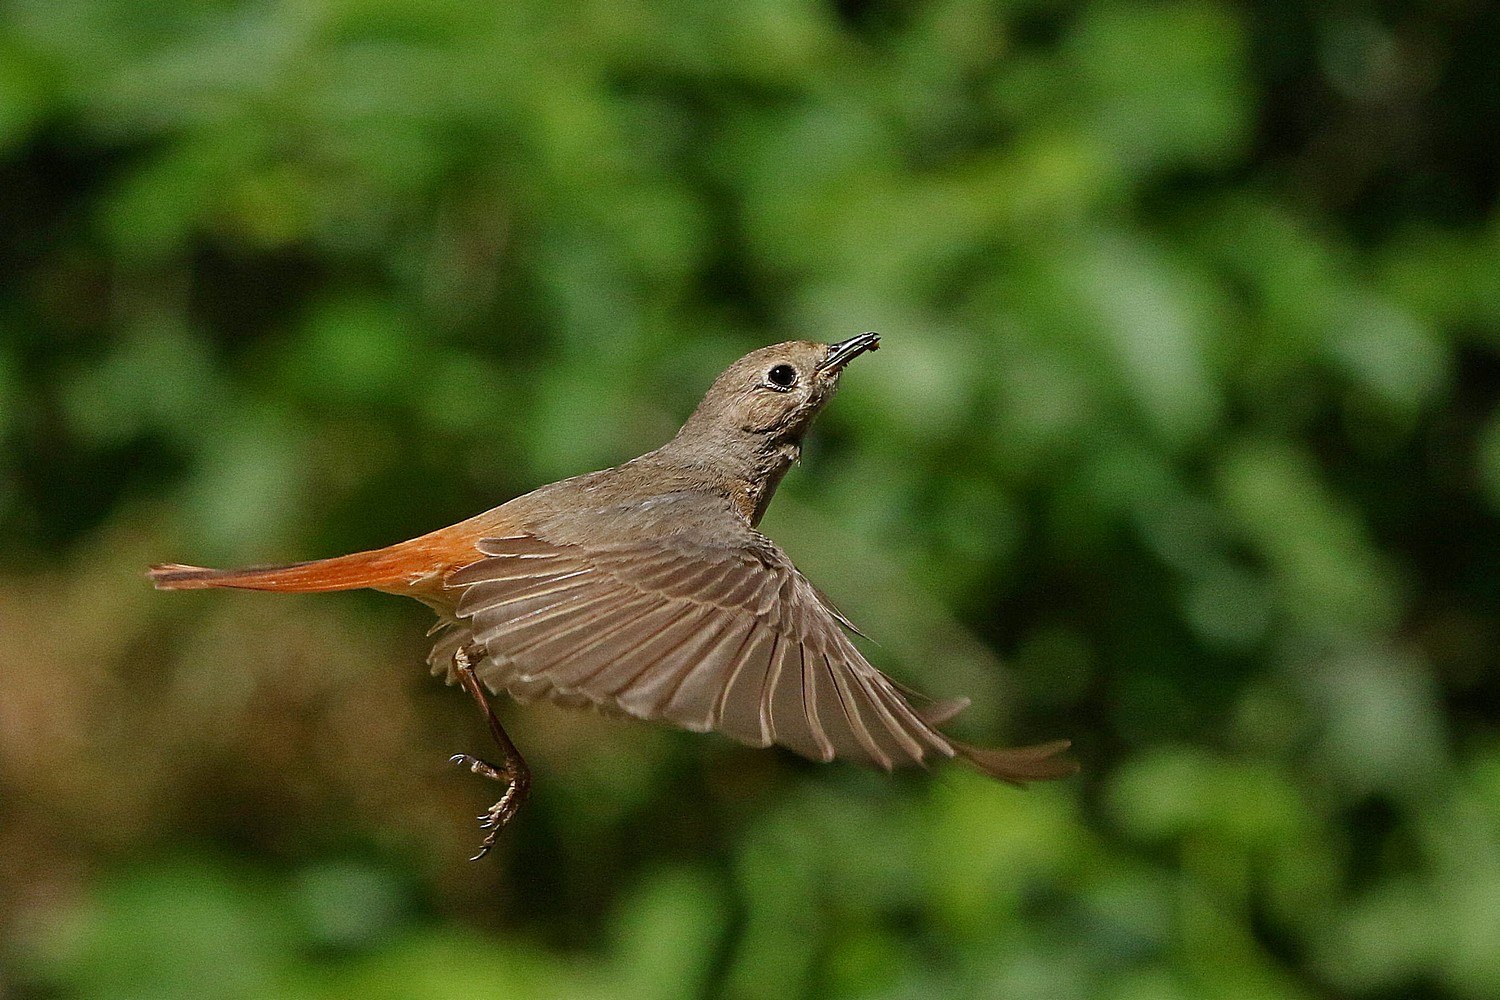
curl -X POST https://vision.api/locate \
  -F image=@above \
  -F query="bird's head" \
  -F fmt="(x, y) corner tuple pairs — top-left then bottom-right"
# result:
(680, 333), (880, 447)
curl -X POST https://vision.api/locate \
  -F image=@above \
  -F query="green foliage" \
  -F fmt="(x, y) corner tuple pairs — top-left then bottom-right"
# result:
(1, 1), (1497, 999)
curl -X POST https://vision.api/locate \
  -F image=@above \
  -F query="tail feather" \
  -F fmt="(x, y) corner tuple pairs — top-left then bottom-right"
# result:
(952, 738), (1079, 788)
(148, 547), (418, 593)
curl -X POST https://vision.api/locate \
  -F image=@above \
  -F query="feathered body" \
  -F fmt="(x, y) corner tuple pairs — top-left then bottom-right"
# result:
(152, 337), (1075, 786)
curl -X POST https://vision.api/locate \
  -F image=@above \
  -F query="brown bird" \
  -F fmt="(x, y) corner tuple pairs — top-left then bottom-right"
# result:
(150, 334), (1076, 858)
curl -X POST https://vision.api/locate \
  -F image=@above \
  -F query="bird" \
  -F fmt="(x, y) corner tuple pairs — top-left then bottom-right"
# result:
(150, 333), (1077, 858)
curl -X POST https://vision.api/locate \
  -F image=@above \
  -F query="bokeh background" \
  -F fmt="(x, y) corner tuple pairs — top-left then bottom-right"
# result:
(2, 1), (1498, 997)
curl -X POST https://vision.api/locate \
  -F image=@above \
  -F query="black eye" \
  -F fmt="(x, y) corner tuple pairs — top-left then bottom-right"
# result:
(766, 364), (798, 389)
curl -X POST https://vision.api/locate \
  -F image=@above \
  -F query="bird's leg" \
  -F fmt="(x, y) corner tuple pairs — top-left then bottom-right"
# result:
(448, 645), (531, 861)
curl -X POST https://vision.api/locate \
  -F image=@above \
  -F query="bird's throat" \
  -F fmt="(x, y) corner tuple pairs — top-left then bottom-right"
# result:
(652, 427), (801, 526)
(742, 441), (798, 526)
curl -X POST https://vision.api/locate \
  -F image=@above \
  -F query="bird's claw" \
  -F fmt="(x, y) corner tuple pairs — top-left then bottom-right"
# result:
(449, 750), (530, 861)
(468, 791), (520, 859)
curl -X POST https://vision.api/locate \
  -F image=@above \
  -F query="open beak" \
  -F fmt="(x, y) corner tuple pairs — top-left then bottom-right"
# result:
(818, 332), (880, 373)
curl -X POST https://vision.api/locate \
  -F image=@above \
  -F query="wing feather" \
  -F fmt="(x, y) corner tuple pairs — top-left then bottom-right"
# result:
(799, 643), (836, 761)
(469, 586), (616, 648)
(617, 612), (737, 719)
(577, 606), (714, 700)
(457, 571), (594, 619)
(531, 601), (683, 688)
(662, 617), (757, 732)
(717, 628), (778, 747)
(428, 520), (1056, 775)
(766, 637), (817, 759)
(823, 652), (892, 770)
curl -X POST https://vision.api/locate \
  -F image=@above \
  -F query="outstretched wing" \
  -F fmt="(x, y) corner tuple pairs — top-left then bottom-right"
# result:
(441, 528), (957, 771)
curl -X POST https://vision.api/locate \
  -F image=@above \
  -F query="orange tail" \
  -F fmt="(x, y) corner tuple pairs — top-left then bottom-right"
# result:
(151, 511), (508, 594)
(149, 545), (423, 593)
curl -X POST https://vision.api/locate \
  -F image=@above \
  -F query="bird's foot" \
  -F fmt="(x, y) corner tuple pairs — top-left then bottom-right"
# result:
(449, 752), (531, 861)
(449, 752), (504, 782)
(449, 647), (532, 861)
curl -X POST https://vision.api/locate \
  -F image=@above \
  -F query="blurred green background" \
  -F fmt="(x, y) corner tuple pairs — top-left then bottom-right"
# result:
(2, 1), (1498, 998)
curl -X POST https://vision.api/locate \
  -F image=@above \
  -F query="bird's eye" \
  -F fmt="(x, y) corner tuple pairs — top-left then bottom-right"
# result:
(766, 364), (798, 390)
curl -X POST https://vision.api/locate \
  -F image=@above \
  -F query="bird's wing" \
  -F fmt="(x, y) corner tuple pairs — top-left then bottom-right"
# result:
(439, 526), (960, 771)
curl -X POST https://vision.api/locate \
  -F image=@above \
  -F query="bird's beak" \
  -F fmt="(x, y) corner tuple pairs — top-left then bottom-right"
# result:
(818, 332), (880, 373)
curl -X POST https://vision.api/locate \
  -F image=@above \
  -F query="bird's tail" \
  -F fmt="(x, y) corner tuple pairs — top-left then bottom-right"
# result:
(951, 738), (1079, 788)
(148, 545), (420, 593)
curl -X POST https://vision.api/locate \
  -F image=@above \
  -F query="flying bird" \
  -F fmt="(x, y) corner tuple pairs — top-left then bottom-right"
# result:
(151, 334), (1076, 858)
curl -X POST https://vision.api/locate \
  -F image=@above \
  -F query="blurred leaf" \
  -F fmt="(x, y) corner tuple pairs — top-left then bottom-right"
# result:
(1302, 647), (1448, 799)
(610, 868), (726, 999)
(0, 39), (48, 153)
(1215, 439), (1399, 638)
(1477, 406), (1500, 513)
(1324, 293), (1447, 416)
(61, 323), (218, 444)
(21, 859), (303, 1000)
(1069, 1), (1251, 174)
(1065, 232), (1224, 448)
